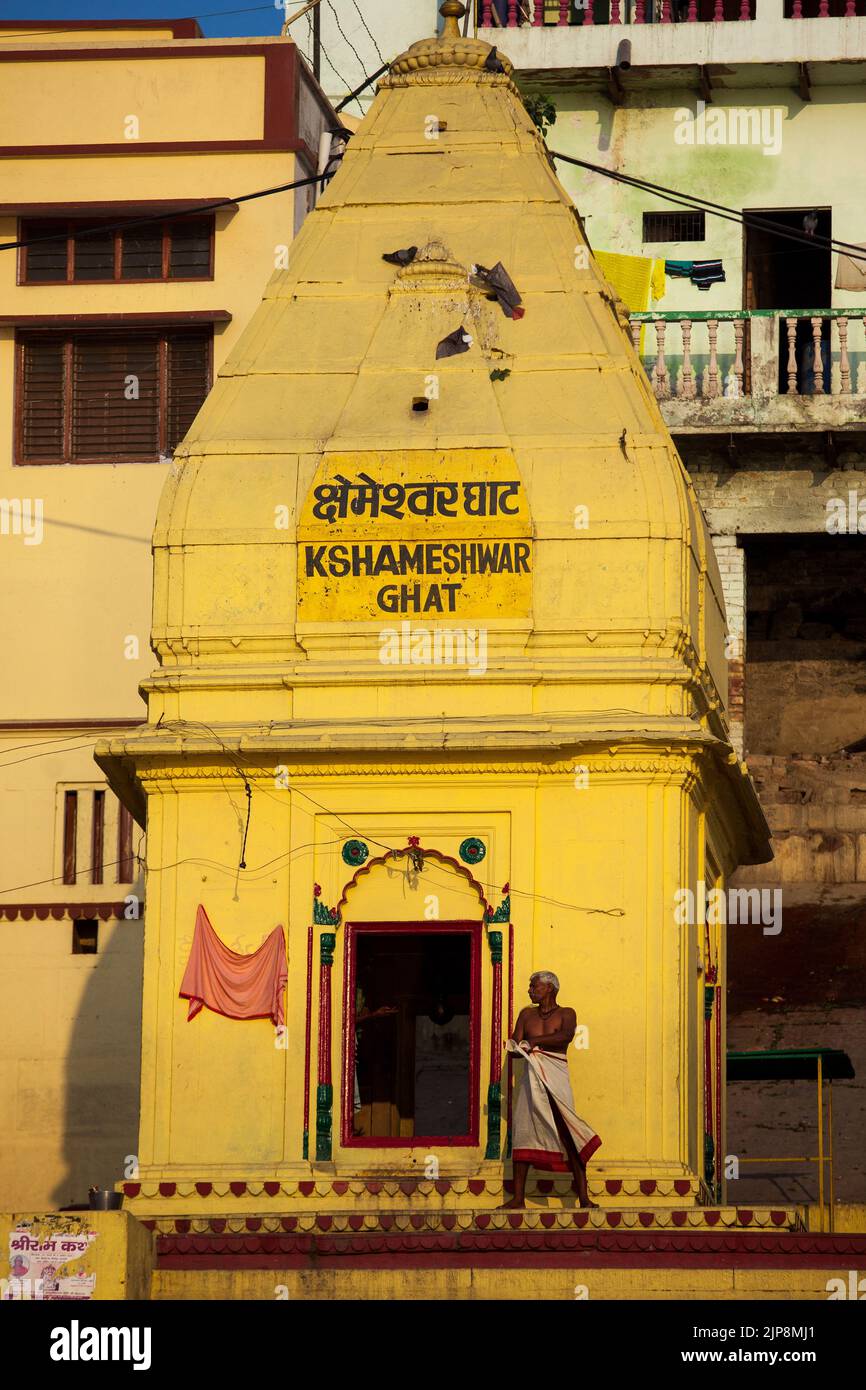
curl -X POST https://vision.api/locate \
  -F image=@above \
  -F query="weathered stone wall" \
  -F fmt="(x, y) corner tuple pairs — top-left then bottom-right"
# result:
(708, 519), (866, 1204)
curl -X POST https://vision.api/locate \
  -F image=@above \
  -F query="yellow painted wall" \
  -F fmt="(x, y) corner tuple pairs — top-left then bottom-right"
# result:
(0, 57), (266, 145)
(0, 32), (333, 1211)
(152, 1265), (855, 1301)
(97, 18), (770, 1222)
(1, 1210), (153, 1300)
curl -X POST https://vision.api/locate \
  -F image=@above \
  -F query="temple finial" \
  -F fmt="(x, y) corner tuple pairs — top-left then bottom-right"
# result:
(440, 1), (465, 40)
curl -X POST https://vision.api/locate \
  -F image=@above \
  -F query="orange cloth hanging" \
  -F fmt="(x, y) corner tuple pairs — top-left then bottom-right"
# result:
(180, 904), (287, 1027)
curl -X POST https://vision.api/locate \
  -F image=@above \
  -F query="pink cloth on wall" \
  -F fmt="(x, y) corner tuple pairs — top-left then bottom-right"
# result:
(180, 905), (287, 1027)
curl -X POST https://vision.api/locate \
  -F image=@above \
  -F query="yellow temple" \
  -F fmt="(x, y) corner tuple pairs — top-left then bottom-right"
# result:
(88, 4), (853, 1299)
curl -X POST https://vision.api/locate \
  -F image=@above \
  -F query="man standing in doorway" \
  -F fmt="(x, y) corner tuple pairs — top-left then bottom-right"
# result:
(500, 970), (600, 1209)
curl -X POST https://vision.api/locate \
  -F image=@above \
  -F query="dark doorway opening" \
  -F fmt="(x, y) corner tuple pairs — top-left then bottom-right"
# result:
(347, 926), (478, 1145)
(744, 207), (832, 394)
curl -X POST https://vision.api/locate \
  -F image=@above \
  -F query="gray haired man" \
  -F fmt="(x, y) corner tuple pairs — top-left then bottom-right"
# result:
(500, 971), (600, 1209)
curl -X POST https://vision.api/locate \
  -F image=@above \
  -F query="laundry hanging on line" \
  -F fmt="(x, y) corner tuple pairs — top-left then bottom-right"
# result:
(665, 259), (726, 291)
(594, 251), (666, 312)
(834, 244), (866, 292)
(179, 904), (287, 1027)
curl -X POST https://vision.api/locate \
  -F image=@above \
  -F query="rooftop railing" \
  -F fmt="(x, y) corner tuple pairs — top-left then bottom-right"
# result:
(478, 0), (864, 24)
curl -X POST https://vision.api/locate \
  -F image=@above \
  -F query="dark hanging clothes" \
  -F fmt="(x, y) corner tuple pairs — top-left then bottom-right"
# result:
(664, 258), (725, 290)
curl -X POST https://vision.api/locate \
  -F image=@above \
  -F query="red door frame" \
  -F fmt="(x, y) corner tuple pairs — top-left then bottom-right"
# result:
(340, 921), (482, 1149)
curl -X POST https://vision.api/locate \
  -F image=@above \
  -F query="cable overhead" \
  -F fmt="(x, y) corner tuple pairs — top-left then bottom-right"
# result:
(350, 0), (385, 64)
(4, 146), (859, 266)
(0, 173), (322, 256)
(325, 0), (371, 82)
(335, 61), (389, 112)
(550, 151), (866, 265)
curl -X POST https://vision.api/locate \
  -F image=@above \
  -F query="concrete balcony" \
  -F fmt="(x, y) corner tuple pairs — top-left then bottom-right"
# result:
(629, 309), (866, 431)
(478, 1), (866, 90)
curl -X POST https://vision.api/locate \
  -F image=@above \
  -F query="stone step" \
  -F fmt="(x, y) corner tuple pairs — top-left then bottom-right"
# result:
(147, 1205), (804, 1238)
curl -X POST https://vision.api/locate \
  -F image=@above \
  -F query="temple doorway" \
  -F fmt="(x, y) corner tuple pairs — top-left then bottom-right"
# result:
(346, 924), (478, 1145)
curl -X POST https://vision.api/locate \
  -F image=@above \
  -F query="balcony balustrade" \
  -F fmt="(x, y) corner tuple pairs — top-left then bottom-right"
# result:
(627, 309), (866, 431)
(477, 0), (865, 24)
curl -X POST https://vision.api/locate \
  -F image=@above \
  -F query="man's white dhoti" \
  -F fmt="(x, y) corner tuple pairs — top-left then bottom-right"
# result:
(506, 1039), (601, 1169)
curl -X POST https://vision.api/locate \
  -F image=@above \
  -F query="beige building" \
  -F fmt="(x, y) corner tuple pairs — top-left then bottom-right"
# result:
(0, 19), (335, 1210)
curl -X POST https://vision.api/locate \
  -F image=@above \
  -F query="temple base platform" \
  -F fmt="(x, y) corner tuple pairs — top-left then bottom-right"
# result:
(149, 1206), (866, 1300)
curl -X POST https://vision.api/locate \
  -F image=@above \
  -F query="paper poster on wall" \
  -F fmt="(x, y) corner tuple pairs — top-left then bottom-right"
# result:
(5, 1224), (98, 1300)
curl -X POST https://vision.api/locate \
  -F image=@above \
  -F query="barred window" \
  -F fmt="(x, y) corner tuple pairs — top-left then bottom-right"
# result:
(642, 210), (706, 243)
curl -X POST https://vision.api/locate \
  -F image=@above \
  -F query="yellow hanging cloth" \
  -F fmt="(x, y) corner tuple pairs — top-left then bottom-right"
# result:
(593, 252), (665, 357)
(594, 251), (654, 312)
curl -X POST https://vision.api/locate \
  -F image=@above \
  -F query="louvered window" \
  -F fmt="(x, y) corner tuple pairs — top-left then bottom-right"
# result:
(21, 216), (213, 283)
(59, 784), (137, 886)
(17, 328), (211, 464)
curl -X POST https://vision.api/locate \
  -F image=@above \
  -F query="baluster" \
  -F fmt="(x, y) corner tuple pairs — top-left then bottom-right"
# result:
(818, 0), (830, 14)
(706, 319), (719, 398)
(661, 0), (672, 20)
(679, 318), (696, 399)
(584, 0), (595, 24)
(739, 0), (751, 19)
(811, 316), (826, 394)
(507, 0), (518, 24)
(838, 317), (851, 395)
(631, 319), (642, 357)
(792, 0), (803, 15)
(733, 317), (745, 397)
(533, 0), (544, 22)
(785, 317), (799, 395)
(712, 0), (723, 16)
(635, 0), (646, 22)
(481, 0), (493, 24)
(844, 0), (856, 14)
(654, 319), (671, 399)
(610, 0), (621, 21)
(687, 0), (698, 19)
(558, 0), (570, 23)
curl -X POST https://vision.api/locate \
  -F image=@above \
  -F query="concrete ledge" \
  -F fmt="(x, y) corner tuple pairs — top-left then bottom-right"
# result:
(1, 1210), (154, 1301)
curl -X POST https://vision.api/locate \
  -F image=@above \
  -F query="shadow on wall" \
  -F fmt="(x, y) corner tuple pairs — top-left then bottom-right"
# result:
(52, 896), (144, 1209)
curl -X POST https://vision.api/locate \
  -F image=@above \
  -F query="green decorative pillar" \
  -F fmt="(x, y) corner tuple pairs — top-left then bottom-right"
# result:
(316, 931), (336, 1161)
(485, 930), (503, 1160)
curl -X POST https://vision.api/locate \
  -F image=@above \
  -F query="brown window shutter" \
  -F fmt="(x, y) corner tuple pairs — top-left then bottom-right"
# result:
(63, 789), (78, 885)
(117, 803), (135, 884)
(166, 331), (210, 451)
(168, 218), (213, 279)
(22, 219), (70, 283)
(91, 789), (105, 885)
(20, 335), (66, 461)
(122, 227), (164, 280)
(73, 224), (115, 281)
(71, 333), (160, 460)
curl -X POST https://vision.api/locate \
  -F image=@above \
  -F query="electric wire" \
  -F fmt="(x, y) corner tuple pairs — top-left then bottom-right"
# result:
(0, 173), (323, 255)
(551, 150), (866, 265)
(325, 0), (370, 82)
(4, 146), (862, 269)
(350, 0), (385, 64)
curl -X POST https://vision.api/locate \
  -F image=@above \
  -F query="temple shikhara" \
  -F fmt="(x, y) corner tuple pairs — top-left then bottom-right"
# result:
(76, 3), (857, 1298)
